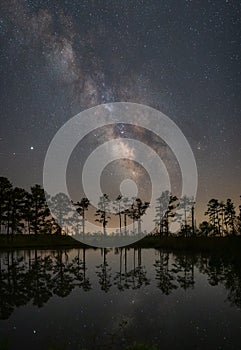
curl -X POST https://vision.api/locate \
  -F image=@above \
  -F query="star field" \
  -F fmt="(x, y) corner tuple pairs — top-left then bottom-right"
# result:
(0, 0), (240, 222)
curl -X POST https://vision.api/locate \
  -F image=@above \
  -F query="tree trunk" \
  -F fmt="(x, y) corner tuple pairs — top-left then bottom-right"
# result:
(119, 213), (122, 235)
(138, 219), (141, 235)
(82, 210), (85, 240)
(124, 214), (127, 236)
(191, 206), (195, 236)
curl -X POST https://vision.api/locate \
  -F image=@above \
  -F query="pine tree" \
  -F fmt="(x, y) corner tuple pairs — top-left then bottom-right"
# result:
(50, 192), (72, 235)
(95, 194), (110, 236)
(73, 197), (90, 239)
(154, 191), (170, 237)
(205, 199), (220, 235)
(225, 198), (236, 235)
(113, 195), (123, 235)
(0, 177), (12, 234)
(162, 193), (178, 236)
(9, 187), (27, 235)
(29, 185), (49, 235)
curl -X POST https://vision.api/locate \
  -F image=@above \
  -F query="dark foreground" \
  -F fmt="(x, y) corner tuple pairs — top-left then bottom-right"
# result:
(0, 234), (85, 249)
(1, 234), (241, 254)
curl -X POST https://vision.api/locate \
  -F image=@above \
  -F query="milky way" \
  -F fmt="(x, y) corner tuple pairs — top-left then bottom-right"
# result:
(0, 0), (241, 223)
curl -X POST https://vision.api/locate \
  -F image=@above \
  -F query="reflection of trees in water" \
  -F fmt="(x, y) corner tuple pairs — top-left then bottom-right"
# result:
(171, 254), (196, 290)
(1, 249), (241, 320)
(196, 254), (241, 308)
(71, 248), (91, 291)
(154, 251), (178, 295)
(0, 249), (92, 319)
(224, 263), (241, 308)
(197, 255), (225, 286)
(154, 250), (241, 307)
(0, 253), (26, 319)
(96, 248), (112, 292)
(52, 250), (75, 297)
(113, 248), (150, 291)
(130, 248), (150, 289)
(29, 254), (53, 306)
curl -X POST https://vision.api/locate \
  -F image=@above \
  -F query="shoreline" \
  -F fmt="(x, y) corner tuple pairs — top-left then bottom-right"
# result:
(0, 234), (241, 254)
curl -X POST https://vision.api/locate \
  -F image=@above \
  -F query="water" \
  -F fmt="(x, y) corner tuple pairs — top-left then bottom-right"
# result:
(0, 248), (241, 349)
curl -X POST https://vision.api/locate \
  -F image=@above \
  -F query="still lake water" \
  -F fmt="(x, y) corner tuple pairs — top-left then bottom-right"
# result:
(0, 248), (241, 350)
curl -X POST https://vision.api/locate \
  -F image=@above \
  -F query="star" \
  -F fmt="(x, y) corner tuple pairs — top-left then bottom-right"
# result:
(0, 0), (240, 230)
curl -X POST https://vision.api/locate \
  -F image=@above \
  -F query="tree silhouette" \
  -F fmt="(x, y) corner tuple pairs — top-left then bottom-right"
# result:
(205, 199), (221, 235)
(0, 175), (241, 238)
(50, 193), (72, 235)
(22, 190), (33, 234)
(0, 177), (12, 234)
(73, 197), (90, 239)
(218, 201), (226, 236)
(51, 193), (71, 235)
(135, 198), (150, 235)
(178, 195), (195, 237)
(29, 185), (49, 235)
(122, 197), (131, 236)
(127, 198), (149, 235)
(162, 193), (178, 236)
(127, 200), (137, 234)
(225, 198), (236, 235)
(198, 221), (212, 237)
(95, 194), (110, 236)
(69, 211), (82, 236)
(204, 198), (237, 236)
(8, 187), (27, 235)
(237, 197), (241, 235)
(154, 191), (170, 237)
(113, 194), (123, 235)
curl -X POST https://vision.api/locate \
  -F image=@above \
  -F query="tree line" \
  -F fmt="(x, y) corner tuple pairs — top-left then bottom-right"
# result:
(0, 176), (240, 237)
(0, 177), (150, 237)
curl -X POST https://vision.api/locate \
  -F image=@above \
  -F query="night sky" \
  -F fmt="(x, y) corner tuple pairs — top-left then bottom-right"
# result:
(1, 0), (241, 223)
